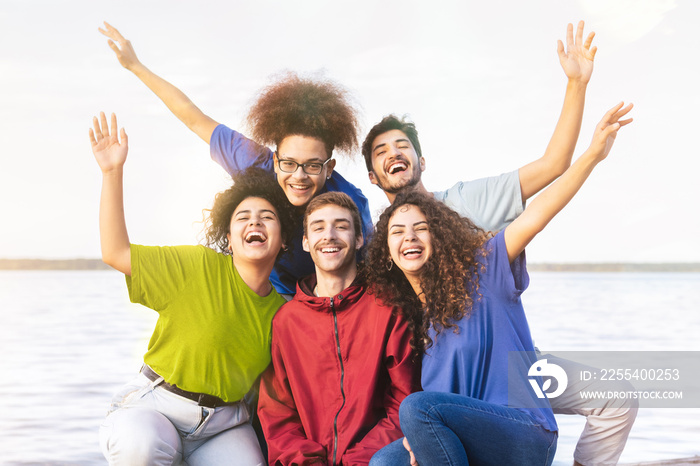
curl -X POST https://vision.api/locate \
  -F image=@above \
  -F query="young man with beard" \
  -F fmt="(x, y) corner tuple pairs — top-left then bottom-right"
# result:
(257, 192), (420, 466)
(361, 22), (637, 466)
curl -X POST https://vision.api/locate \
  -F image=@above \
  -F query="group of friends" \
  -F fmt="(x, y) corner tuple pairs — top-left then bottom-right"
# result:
(90, 20), (636, 466)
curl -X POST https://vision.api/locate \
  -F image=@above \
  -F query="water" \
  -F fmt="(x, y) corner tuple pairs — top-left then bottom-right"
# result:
(0, 270), (698, 465)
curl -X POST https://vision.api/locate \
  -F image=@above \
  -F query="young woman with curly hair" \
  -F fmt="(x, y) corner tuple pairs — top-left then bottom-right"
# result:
(99, 22), (371, 295)
(90, 112), (296, 465)
(367, 103), (633, 466)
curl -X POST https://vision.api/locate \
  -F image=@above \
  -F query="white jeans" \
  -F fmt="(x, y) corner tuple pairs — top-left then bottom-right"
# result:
(543, 354), (639, 466)
(99, 373), (265, 466)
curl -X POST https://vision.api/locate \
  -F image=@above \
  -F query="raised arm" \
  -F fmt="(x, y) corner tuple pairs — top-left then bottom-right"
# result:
(505, 102), (633, 262)
(99, 22), (219, 144)
(518, 21), (597, 201)
(89, 112), (132, 275)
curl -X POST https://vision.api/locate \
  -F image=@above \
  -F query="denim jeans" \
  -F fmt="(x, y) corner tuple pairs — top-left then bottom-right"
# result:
(370, 391), (557, 466)
(99, 373), (265, 466)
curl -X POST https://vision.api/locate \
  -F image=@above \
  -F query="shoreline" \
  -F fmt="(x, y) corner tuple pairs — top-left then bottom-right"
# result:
(1, 259), (700, 272)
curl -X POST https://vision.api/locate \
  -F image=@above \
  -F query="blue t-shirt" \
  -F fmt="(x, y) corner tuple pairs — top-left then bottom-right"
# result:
(420, 231), (557, 432)
(210, 124), (373, 295)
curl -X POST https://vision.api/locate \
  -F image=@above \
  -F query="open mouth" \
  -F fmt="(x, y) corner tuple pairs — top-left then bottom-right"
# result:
(320, 246), (341, 254)
(387, 161), (408, 175)
(402, 247), (423, 258)
(245, 231), (267, 244)
(289, 183), (311, 191)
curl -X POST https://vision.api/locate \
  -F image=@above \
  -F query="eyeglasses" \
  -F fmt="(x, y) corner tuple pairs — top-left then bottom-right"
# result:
(275, 155), (332, 175)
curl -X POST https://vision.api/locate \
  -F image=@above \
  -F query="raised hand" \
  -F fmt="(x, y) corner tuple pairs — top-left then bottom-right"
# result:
(89, 112), (128, 173)
(557, 21), (597, 84)
(99, 22), (141, 71)
(588, 102), (634, 162)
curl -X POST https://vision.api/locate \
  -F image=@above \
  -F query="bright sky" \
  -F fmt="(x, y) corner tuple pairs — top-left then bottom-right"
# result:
(1, 0), (697, 263)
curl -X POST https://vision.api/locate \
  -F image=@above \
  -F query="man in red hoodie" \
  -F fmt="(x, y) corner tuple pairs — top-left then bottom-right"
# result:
(258, 192), (420, 465)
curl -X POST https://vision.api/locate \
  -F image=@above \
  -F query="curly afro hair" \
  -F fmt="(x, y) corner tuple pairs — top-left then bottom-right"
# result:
(204, 167), (297, 260)
(364, 191), (491, 352)
(246, 72), (360, 157)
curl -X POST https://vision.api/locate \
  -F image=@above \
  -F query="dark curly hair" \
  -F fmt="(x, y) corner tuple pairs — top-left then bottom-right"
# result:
(364, 191), (491, 352)
(203, 167), (297, 259)
(361, 114), (423, 172)
(246, 71), (360, 157)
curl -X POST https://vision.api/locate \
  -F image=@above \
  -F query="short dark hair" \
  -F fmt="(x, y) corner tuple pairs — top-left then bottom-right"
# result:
(204, 167), (296, 259)
(303, 192), (362, 240)
(361, 114), (423, 172)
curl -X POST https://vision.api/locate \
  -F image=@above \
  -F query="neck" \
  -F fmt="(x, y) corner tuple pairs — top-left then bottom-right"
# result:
(406, 274), (426, 305)
(385, 181), (431, 204)
(232, 256), (275, 297)
(314, 264), (358, 297)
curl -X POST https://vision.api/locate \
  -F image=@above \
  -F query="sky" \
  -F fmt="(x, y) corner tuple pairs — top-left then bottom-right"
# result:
(1, 0), (698, 263)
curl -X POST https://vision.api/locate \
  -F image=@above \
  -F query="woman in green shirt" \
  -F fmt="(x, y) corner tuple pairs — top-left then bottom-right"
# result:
(90, 112), (295, 465)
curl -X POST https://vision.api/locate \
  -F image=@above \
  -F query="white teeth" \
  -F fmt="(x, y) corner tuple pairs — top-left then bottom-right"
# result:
(388, 161), (407, 174)
(403, 248), (422, 256)
(321, 247), (341, 253)
(245, 231), (266, 243)
(290, 184), (310, 190)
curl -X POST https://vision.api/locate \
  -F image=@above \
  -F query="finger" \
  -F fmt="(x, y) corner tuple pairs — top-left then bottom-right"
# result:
(575, 20), (584, 45)
(100, 111), (109, 137)
(89, 128), (97, 146)
(120, 128), (129, 148)
(110, 113), (119, 142)
(605, 102), (626, 120)
(108, 40), (121, 54)
(92, 116), (103, 140)
(583, 31), (595, 50)
(566, 22), (574, 48)
(618, 118), (634, 127)
(557, 39), (565, 58)
(589, 45), (598, 60)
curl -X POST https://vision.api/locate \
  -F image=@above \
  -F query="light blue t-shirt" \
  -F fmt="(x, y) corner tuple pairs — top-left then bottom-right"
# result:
(433, 170), (524, 232)
(420, 231), (558, 432)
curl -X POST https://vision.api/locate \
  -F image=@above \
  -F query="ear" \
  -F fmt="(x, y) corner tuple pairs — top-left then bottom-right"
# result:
(419, 157), (426, 172)
(355, 234), (364, 250)
(325, 158), (336, 179)
(226, 233), (233, 252)
(272, 151), (280, 176)
(368, 171), (378, 186)
(302, 235), (310, 252)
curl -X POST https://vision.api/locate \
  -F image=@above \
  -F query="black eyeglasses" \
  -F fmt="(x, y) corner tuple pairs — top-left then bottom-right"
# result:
(275, 154), (332, 175)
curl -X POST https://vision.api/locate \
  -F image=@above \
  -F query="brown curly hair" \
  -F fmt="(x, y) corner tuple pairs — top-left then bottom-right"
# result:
(364, 191), (491, 352)
(203, 167), (297, 259)
(245, 71), (360, 157)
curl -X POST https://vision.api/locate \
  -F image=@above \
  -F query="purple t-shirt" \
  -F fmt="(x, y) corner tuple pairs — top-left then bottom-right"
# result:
(210, 124), (373, 295)
(421, 231), (557, 432)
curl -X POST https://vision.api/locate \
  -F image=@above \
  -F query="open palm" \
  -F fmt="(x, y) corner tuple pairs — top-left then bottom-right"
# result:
(557, 21), (596, 84)
(90, 112), (128, 173)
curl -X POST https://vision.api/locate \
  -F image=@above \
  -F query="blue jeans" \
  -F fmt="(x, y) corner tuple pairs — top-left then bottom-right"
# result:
(370, 392), (557, 466)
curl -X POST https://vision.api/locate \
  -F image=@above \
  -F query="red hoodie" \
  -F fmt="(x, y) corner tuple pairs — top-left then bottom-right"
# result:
(258, 276), (420, 465)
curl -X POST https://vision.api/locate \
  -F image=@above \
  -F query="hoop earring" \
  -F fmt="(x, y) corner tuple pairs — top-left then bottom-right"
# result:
(387, 258), (393, 271)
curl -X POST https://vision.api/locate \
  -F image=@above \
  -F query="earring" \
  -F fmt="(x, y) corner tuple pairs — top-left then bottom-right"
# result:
(326, 175), (331, 180)
(282, 244), (289, 252)
(387, 258), (393, 271)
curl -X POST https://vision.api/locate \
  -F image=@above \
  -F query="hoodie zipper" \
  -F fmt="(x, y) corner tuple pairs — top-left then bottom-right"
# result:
(331, 296), (346, 466)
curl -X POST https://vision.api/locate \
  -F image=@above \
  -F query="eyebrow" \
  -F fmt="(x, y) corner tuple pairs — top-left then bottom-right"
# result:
(309, 218), (351, 227)
(373, 138), (411, 154)
(389, 220), (428, 230)
(234, 209), (277, 217)
(278, 155), (326, 163)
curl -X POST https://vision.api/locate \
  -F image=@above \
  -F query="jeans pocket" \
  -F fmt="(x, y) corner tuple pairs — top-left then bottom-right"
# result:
(105, 374), (152, 415)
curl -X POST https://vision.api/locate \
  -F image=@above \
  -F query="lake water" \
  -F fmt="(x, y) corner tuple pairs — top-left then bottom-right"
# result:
(0, 270), (698, 465)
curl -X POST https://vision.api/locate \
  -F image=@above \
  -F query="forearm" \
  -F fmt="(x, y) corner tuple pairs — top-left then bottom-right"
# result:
(128, 62), (217, 143)
(519, 79), (588, 200)
(507, 149), (599, 261)
(99, 170), (132, 275)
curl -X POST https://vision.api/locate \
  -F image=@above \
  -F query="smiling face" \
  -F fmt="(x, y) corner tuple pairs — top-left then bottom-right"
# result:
(387, 204), (433, 288)
(273, 135), (336, 207)
(303, 204), (363, 278)
(227, 197), (283, 266)
(369, 129), (425, 195)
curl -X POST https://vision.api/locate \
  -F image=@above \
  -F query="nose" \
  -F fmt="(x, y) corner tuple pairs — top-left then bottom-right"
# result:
(249, 215), (262, 226)
(403, 228), (417, 242)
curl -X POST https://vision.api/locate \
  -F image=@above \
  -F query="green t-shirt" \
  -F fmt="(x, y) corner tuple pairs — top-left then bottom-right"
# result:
(126, 244), (285, 402)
